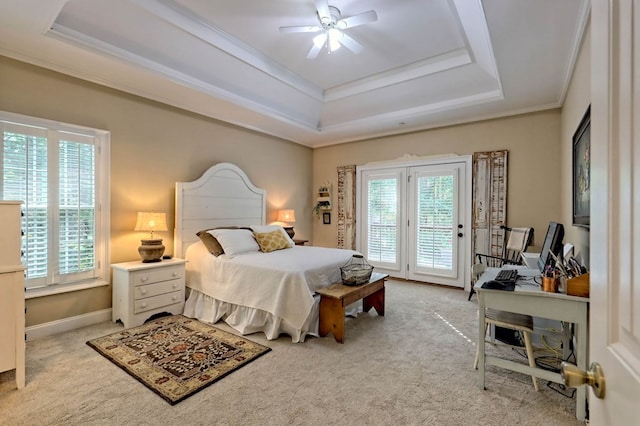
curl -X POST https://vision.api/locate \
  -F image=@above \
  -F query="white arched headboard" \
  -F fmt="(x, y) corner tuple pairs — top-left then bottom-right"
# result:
(174, 163), (266, 258)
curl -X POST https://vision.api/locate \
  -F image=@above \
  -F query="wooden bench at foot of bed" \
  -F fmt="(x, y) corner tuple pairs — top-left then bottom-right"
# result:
(315, 272), (388, 343)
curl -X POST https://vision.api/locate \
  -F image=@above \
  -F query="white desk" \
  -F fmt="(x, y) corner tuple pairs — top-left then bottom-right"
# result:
(475, 267), (589, 421)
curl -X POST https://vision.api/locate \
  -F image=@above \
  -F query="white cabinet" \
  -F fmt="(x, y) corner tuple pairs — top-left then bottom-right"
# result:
(111, 258), (186, 328)
(0, 201), (25, 389)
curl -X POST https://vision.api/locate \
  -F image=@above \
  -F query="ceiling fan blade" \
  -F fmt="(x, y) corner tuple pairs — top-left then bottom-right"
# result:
(314, 0), (331, 22)
(337, 10), (378, 29)
(307, 42), (324, 59)
(279, 25), (322, 33)
(338, 32), (363, 54)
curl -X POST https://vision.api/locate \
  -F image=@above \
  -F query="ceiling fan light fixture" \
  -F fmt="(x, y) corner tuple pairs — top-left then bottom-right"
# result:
(313, 33), (327, 48)
(329, 38), (341, 52)
(328, 28), (342, 51)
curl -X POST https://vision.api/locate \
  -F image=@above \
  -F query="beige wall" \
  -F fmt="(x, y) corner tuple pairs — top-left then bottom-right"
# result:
(312, 110), (563, 252)
(560, 20), (591, 267)
(0, 56), (313, 327)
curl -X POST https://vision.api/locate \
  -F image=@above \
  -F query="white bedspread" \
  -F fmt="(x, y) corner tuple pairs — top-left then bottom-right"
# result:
(185, 242), (359, 330)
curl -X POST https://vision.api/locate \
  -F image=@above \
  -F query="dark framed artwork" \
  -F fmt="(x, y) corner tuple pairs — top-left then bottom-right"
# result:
(572, 105), (591, 227)
(322, 212), (331, 225)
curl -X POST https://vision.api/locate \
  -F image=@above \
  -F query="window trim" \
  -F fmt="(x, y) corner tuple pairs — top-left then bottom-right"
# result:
(1, 110), (110, 296)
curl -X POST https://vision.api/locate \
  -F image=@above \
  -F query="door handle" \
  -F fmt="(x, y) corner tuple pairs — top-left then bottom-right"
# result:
(560, 361), (606, 399)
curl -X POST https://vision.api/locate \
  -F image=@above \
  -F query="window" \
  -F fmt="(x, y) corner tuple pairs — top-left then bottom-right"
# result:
(1, 111), (110, 293)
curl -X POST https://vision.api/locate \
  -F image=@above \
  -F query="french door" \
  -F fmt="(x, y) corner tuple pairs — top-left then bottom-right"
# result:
(357, 157), (471, 287)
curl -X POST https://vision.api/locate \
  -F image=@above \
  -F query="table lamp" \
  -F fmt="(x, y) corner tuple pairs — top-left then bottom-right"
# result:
(277, 209), (296, 238)
(134, 211), (168, 262)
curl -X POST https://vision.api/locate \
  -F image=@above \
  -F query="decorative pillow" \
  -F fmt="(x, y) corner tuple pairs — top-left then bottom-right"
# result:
(196, 230), (224, 257)
(250, 225), (296, 247)
(209, 229), (260, 258)
(253, 230), (293, 253)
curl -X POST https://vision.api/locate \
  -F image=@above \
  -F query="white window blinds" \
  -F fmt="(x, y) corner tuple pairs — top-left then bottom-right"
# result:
(58, 139), (96, 276)
(416, 173), (455, 271)
(364, 171), (403, 267)
(1, 114), (109, 290)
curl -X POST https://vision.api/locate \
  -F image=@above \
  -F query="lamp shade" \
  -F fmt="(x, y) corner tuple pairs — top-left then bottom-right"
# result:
(134, 212), (168, 236)
(276, 209), (296, 223)
(134, 212), (167, 263)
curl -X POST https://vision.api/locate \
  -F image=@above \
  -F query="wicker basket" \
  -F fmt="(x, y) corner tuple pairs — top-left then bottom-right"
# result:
(340, 254), (373, 286)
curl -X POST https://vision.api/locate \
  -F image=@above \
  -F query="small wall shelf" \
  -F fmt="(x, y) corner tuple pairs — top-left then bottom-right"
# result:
(313, 183), (332, 216)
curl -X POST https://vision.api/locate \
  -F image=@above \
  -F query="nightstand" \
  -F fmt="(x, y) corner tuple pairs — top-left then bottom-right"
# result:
(293, 239), (309, 246)
(111, 258), (187, 328)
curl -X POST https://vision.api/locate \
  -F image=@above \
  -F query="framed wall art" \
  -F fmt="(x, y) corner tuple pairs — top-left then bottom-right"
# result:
(322, 212), (331, 225)
(572, 105), (590, 227)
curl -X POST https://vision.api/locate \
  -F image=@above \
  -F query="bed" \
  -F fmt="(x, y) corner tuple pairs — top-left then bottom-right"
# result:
(175, 163), (360, 342)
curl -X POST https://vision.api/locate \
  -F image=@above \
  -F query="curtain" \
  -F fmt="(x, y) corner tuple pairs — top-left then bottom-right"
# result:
(472, 150), (508, 264)
(337, 165), (356, 250)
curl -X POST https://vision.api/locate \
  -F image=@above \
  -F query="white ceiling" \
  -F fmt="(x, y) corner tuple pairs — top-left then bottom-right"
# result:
(0, 0), (589, 148)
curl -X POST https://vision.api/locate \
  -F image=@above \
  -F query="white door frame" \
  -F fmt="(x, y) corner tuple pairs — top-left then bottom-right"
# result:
(407, 162), (466, 286)
(358, 167), (407, 276)
(356, 155), (472, 288)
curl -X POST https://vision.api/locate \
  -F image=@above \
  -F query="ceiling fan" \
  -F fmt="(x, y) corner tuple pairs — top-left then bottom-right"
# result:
(279, 0), (378, 59)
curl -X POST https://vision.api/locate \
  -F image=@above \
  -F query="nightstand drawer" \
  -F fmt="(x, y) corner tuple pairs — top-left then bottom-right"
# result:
(134, 290), (183, 314)
(112, 258), (187, 328)
(130, 265), (184, 286)
(134, 279), (182, 300)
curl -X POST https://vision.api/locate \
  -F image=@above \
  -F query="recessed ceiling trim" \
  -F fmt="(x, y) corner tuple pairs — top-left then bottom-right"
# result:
(320, 89), (504, 131)
(48, 23), (321, 131)
(556, 0), (591, 106)
(312, 99), (565, 149)
(131, 0), (323, 101)
(324, 48), (472, 102)
(452, 0), (500, 81)
(0, 0), (589, 148)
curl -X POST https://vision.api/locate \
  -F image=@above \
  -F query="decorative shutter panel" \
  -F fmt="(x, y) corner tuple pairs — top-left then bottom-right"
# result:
(336, 165), (356, 250)
(471, 150), (508, 266)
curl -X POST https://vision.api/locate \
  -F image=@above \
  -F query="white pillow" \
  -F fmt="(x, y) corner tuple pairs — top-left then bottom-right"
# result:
(209, 229), (260, 258)
(250, 225), (296, 246)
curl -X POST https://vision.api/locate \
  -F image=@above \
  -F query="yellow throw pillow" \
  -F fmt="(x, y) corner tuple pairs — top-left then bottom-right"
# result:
(253, 230), (293, 253)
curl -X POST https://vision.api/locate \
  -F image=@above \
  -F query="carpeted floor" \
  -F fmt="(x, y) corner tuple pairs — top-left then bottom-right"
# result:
(87, 315), (271, 405)
(0, 280), (585, 425)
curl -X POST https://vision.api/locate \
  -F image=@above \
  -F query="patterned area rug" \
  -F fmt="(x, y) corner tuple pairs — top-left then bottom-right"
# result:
(87, 315), (271, 405)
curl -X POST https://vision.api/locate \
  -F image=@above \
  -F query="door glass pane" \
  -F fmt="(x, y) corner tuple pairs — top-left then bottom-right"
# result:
(367, 178), (397, 263)
(416, 174), (454, 271)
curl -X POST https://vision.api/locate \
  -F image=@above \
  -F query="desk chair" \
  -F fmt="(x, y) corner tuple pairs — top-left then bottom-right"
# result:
(471, 263), (539, 391)
(468, 225), (533, 300)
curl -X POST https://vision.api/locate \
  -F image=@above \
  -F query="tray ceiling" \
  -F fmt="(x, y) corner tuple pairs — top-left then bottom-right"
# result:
(0, 0), (589, 147)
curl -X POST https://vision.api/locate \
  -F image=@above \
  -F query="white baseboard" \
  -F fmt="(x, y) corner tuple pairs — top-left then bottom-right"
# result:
(26, 308), (113, 341)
